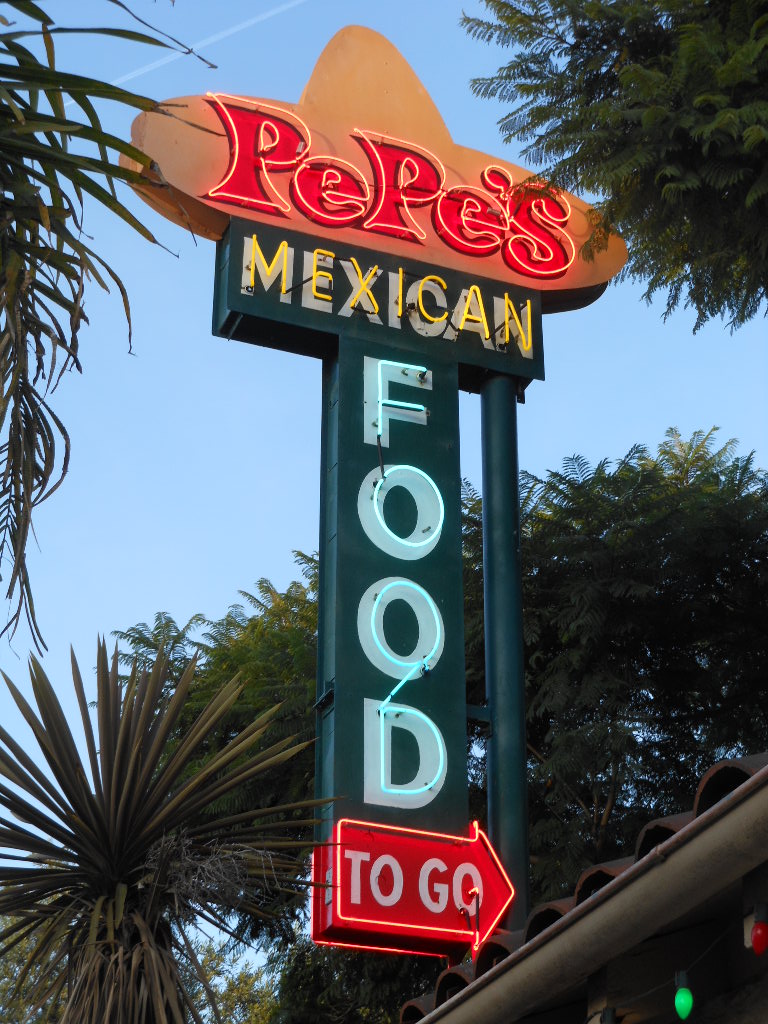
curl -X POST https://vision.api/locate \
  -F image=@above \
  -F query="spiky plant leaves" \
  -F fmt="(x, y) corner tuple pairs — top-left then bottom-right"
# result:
(109, 557), (324, 946)
(0, 640), (317, 1024)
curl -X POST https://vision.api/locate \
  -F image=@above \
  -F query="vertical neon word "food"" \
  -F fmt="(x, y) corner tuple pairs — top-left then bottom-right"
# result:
(357, 358), (448, 810)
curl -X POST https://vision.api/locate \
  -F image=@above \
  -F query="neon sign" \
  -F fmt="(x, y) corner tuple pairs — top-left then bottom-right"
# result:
(357, 465), (445, 560)
(311, 818), (515, 958)
(220, 222), (542, 385)
(126, 22), (628, 960)
(125, 26), (627, 308)
(357, 357), (449, 811)
(310, 333), (472, 938)
(206, 93), (575, 281)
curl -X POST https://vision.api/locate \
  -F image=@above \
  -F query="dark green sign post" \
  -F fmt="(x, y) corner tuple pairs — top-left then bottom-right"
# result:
(130, 13), (625, 953)
(214, 218), (542, 938)
(481, 376), (530, 929)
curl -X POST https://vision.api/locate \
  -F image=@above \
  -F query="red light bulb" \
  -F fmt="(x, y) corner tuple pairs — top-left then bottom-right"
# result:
(752, 920), (768, 956)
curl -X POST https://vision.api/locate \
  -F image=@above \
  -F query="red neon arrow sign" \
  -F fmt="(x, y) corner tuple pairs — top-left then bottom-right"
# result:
(311, 819), (514, 957)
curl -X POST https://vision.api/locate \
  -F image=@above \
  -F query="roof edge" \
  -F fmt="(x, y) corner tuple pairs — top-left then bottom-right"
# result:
(420, 761), (768, 1023)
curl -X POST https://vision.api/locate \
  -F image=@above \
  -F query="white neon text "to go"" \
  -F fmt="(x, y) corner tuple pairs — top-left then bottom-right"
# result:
(344, 848), (483, 913)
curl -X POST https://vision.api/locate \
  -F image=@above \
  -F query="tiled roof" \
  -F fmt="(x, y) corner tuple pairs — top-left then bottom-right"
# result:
(401, 752), (768, 1023)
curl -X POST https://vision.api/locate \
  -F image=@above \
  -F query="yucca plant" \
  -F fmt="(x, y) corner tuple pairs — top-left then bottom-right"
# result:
(0, 641), (319, 1023)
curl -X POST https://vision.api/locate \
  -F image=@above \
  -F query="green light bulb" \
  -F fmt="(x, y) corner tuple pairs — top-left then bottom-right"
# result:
(675, 985), (694, 1020)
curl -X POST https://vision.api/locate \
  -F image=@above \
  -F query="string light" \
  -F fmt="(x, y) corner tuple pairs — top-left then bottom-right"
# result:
(674, 972), (693, 1021)
(751, 903), (768, 956)
(578, 919), (751, 1024)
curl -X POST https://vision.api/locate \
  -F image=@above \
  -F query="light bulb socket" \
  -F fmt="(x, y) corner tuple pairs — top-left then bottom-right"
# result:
(600, 1009), (617, 1024)
(754, 902), (768, 923)
(675, 971), (689, 990)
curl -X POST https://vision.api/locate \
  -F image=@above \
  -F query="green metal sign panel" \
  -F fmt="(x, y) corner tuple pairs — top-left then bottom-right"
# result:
(315, 333), (468, 838)
(213, 220), (544, 391)
(212, 216), (538, 865)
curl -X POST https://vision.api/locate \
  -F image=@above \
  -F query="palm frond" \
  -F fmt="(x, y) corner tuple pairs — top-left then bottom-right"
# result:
(0, 5), (200, 650)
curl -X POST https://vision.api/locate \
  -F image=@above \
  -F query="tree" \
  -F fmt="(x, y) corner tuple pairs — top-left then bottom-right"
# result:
(179, 940), (278, 1024)
(199, 945), (277, 1024)
(0, 2), (205, 648)
(116, 560), (443, 1021)
(116, 429), (767, 1010)
(191, 557), (319, 816)
(114, 611), (209, 692)
(464, 429), (768, 899)
(0, 641), (316, 1023)
(517, 428), (767, 898)
(463, 0), (768, 330)
(0, 914), (66, 1022)
(114, 556), (319, 944)
(0, 925), (277, 1024)
(265, 936), (439, 1024)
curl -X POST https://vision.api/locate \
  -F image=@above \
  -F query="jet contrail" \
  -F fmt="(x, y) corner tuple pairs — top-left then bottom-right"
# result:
(112, 0), (312, 88)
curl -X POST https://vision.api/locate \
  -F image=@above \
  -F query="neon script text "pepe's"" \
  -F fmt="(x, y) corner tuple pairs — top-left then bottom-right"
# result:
(207, 94), (576, 281)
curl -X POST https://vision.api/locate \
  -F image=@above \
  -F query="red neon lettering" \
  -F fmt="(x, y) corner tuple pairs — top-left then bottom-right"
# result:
(483, 166), (575, 278)
(203, 96), (580, 283)
(207, 94), (311, 214)
(434, 185), (508, 257)
(291, 155), (370, 226)
(354, 130), (445, 241)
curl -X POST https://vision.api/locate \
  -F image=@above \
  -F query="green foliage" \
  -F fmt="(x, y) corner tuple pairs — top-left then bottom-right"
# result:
(265, 936), (440, 1024)
(0, 640), (316, 1024)
(0, 924), (278, 1024)
(462, 480), (485, 709)
(114, 554), (319, 943)
(181, 941), (278, 1024)
(201, 948), (277, 1024)
(196, 554), (318, 794)
(116, 431), (767, 1010)
(0, 2), (205, 649)
(189, 562), (319, 944)
(461, 480), (491, 822)
(114, 612), (209, 692)
(0, 914), (65, 1022)
(463, 0), (768, 330)
(517, 428), (768, 898)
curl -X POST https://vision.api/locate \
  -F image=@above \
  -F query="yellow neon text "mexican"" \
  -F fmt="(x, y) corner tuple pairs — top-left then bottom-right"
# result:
(247, 234), (534, 354)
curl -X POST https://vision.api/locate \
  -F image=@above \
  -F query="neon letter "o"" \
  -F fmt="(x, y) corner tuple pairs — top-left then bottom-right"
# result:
(357, 465), (444, 560)
(357, 577), (444, 684)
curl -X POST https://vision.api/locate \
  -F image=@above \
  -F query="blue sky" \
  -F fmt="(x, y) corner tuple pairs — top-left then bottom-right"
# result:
(2, 0), (766, 712)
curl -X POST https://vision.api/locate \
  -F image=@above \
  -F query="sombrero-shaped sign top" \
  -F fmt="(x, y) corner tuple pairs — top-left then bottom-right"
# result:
(127, 25), (626, 312)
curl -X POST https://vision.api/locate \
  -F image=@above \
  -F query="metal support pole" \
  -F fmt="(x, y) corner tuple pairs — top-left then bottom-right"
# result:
(481, 373), (530, 930)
